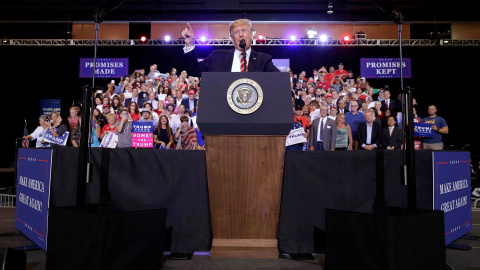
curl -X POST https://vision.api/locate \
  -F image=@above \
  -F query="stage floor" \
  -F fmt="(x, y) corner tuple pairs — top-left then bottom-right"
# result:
(1, 205), (480, 270)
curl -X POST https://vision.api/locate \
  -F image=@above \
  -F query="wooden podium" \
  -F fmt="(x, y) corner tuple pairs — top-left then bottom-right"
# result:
(198, 72), (292, 258)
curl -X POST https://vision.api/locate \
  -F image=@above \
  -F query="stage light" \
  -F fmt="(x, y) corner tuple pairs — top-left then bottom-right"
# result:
(289, 35), (296, 42)
(319, 34), (328, 42)
(327, 2), (333, 14)
(2, 38), (8, 44)
(164, 35), (171, 42)
(200, 35), (207, 43)
(140, 36), (147, 42)
(258, 34), (264, 41)
(343, 35), (350, 42)
(307, 28), (317, 39)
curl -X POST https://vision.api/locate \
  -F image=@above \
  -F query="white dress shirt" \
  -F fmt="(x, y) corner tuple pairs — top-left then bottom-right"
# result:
(184, 45), (251, 72)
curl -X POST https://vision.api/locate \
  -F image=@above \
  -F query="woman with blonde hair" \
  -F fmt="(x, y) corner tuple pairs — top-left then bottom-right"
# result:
(335, 113), (353, 150)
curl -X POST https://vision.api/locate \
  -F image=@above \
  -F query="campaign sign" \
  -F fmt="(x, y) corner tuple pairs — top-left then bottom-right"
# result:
(40, 99), (61, 116)
(272, 59), (290, 72)
(100, 132), (118, 148)
(360, 58), (412, 79)
(286, 127), (307, 147)
(433, 152), (471, 245)
(79, 58), (129, 78)
(132, 122), (153, 148)
(43, 128), (69, 146)
(16, 148), (53, 251)
(414, 123), (434, 137)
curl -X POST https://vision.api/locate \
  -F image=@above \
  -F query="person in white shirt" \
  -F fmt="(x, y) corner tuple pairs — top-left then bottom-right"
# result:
(23, 115), (52, 148)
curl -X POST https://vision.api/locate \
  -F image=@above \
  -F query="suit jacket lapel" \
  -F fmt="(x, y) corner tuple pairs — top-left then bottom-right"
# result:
(225, 49), (234, 72)
(249, 50), (257, 72)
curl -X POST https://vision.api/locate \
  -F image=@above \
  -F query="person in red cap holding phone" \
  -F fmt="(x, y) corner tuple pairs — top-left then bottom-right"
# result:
(181, 89), (199, 113)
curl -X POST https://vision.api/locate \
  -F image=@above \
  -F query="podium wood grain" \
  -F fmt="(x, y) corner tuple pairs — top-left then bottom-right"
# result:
(205, 135), (285, 246)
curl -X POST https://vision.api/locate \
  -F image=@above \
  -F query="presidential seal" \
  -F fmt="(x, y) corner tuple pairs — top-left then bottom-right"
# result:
(226, 78), (263, 114)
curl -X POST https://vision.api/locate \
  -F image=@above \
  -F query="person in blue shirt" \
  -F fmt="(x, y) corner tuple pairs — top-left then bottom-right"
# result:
(345, 100), (365, 150)
(422, 105), (448, 150)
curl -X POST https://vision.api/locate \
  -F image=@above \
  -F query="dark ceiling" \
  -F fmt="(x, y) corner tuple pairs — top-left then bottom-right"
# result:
(0, 0), (477, 23)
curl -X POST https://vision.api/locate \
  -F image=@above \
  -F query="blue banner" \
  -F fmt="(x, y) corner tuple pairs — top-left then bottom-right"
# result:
(272, 59), (290, 72)
(79, 58), (129, 78)
(40, 99), (61, 116)
(16, 148), (53, 251)
(414, 123), (434, 137)
(433, 152), (472, 245)
(360, 58), (412, 79)
(43, 128), (69, 146)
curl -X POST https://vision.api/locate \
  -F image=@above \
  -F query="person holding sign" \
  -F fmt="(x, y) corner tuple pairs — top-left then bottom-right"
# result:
(100, 113), (117, 140)
(46, 114), (69, 146)
(174, 115), (198, 150)
(181, 19), (279, 77)
(422, 105), (448, 150)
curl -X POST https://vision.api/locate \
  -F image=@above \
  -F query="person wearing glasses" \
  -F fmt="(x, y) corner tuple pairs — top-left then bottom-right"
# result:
(345, 100), (365, 150)
(181, 19), (279, 77)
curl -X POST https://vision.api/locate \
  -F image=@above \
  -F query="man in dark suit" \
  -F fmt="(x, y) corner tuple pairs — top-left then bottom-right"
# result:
(181, 89), (198, 113)
(382, 115), (404, 149)
(308, 106), (337, 151)
(181, 19), (279, 77)
(380, 90), (396, 112)
(357, 111), (382, 150)
(124, 88), (144, 108)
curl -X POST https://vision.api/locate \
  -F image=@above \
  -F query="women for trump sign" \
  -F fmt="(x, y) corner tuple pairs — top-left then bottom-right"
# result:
(132, 122), (153, 148)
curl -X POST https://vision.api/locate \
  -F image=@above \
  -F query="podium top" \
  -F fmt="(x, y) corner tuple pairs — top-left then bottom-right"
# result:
(197, 72), (293, 136)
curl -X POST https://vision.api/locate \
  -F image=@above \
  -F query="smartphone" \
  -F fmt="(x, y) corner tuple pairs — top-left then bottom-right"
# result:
(111, 80), (115, 84)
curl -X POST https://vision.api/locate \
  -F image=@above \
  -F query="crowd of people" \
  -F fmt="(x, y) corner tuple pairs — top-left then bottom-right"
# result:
(24, 62), (448, 152)
(288, 63), (448, 151)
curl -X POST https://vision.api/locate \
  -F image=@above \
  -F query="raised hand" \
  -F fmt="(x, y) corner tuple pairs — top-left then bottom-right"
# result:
(181, 23), (195, 47)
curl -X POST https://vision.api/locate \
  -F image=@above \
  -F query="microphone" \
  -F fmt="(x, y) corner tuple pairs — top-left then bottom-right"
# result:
(239, 38), (246, 49)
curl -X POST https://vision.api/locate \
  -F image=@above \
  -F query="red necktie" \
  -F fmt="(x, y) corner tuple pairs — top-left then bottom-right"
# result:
(240, 53), (247, 72)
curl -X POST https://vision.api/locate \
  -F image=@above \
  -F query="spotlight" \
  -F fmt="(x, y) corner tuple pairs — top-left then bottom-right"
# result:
(319, 34), (328, 42)
(2, 38), (8, 44)
(140, 36), (147, 43)
(164, 35), (171, 41)
(199, 35), (207, 43)
(289, 35), (296, 42)
(328, 2), (333, 8)
(327, 10), (333, 15)
(307, 28), (317, 39)
(343, 35), (350, 42)
(257, 34), (264, 41)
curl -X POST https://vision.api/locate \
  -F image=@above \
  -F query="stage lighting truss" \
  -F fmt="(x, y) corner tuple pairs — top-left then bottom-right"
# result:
(2, 38), (480, 47)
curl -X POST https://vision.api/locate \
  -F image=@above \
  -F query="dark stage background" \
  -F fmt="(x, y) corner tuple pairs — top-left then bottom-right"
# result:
(1, 44), (478, 166)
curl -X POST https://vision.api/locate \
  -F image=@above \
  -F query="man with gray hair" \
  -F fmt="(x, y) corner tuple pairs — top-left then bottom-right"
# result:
(357, 110), (382, 150)
(309, 106), (337, 151)
(181, 19), (279, 77)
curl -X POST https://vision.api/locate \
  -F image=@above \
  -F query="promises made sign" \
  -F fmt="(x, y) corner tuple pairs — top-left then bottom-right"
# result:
(79, 58), (129, 78)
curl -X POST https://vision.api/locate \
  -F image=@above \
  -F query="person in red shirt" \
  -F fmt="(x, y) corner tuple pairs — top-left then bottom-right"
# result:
(334, 63), (348, 78)
(316, 75), (330, 90)
(324, 66), (335, 86)
(294, 105), (310, 131)
(100, 113), (117, 140)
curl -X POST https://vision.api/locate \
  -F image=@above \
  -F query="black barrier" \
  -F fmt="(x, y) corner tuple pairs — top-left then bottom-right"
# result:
(278, 149), (434, 254)
(49, 147), (212, 252)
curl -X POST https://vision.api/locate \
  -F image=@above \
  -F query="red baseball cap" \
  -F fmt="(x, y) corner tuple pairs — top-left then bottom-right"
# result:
(189, 90), (195, 95)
